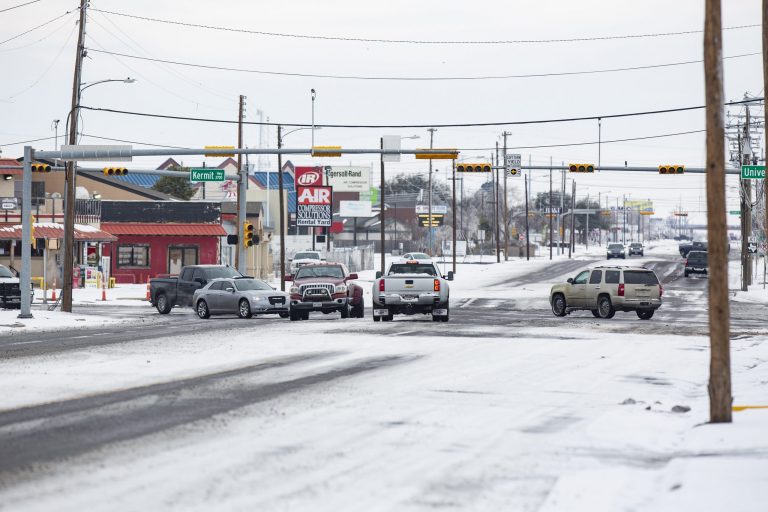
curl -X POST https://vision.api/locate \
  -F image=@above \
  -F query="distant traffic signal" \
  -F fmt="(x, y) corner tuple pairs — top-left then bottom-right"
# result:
(658, 165), (685, 174)
(456, 163), (492, 173)
(243, 221), (254, 247)
(31, 163), (51, 173)
(568, 163), (595, 173)
(103, 167), (128, 176)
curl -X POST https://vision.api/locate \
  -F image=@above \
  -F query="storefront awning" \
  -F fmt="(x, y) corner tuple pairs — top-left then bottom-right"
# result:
(0, 223), (117, 242)
(100, 223), (227, 236)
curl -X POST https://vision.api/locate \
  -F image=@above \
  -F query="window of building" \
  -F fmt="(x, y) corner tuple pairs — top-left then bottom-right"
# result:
(117, 244), (149, 267)
(168, 246), (198, 275)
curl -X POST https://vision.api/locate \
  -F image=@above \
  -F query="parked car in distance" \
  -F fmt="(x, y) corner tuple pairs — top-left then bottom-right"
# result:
(192, 277), (289, 319)
(401, 252), (432, 261)
(684, 250), (708, 278)
(150, 265), (247, 314)
(0, 264), (33, 309)
(628, 243), (644, 257)
(289, 251), (325, 274)
(606, 243), (626, 259)
(550, 265), (662, 320)
(372, 260), (453, 322)
(286, 263), (364, 320)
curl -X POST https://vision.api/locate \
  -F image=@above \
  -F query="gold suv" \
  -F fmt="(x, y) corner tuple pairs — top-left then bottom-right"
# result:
(550, 266), (662, 320)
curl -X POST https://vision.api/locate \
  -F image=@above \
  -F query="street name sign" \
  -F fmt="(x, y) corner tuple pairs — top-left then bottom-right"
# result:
(741, 165), (765, 179)
(190, 168), (225, 182)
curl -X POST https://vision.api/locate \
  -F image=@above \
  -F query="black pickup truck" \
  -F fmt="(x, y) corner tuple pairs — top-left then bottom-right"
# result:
(150, 265), (246, 314)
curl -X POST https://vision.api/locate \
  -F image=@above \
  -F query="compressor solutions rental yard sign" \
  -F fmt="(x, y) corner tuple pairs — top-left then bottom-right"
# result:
(297, 186), (333, 227)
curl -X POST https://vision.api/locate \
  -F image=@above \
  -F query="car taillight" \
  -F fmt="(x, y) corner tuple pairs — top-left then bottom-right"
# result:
(379, 280), (385, 292)
(618, 283), (625, 296)
(434, 279), (440, 292)
(685, 258), (688, 266)
(659, 284), (663, 297)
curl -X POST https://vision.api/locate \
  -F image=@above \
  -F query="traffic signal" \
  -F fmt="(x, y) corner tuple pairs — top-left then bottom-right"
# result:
(568, 163), (595, 173)
(456, 163), (492, 173)
(31, 163), (51, 173)
(658, 165), (684, 174)
(103, 167), (128, 176)
(242, 221), (254, 247)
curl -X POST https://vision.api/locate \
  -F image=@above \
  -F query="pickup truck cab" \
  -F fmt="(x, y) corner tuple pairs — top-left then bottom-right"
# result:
(150, 265), (246, 314)
(0, 264), (33, 309)
(372, 260), (453, 322)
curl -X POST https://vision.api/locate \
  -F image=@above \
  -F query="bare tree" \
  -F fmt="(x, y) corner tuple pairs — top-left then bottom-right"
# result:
(704, 0), (732, 423)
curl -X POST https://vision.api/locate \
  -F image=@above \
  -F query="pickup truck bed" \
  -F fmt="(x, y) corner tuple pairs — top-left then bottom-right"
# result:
(372, 261), (453, 322)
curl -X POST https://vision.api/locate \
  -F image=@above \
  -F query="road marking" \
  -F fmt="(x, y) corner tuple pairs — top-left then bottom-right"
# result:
(71, 335), (92, 339)
(9, 340), (45, 346)
(460, 298), (477, 308)
(389, 330), (416, 337)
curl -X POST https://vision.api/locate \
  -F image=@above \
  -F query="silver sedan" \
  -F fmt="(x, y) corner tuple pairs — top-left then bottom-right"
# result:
(192, 278), (290, 319)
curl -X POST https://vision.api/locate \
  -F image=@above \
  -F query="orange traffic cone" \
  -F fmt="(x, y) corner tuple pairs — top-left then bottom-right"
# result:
(51, 279), (57, 302)
(145, 276), (151, 301)
(101, 284), (107, 302)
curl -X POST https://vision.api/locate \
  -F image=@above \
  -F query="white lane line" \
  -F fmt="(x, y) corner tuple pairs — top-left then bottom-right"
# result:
(461, 298), (477, 308)
(71, 335), (92, 339)
(389, 330), (417, 337)
(8, 340), (45, 346)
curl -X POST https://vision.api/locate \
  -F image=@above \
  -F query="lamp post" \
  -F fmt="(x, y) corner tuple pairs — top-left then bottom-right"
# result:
(61, 76), (136, 312)
(276, 125), (322, 290)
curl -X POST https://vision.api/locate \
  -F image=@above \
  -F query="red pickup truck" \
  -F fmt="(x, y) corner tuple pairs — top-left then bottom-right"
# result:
(286, 263), (364, 321)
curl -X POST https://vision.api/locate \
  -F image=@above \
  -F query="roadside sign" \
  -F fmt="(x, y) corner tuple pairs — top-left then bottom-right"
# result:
(295, 167), (324, 187)
(506, 154), (522, 176)
(0, 197), (18, 210)
(415, 205), (448, 215)
(297, 186), (332, 227)
(339, 200), (373, 217)
(189, 168), (225, 182)
(729, 210), (741, 215)
(324, 166), (370, 193)
(741, 165), (765, 179)
(417, 214), (444, 227)
(382, 136), (401, 163)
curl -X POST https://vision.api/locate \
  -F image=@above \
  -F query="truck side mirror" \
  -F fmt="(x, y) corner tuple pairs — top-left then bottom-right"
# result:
(225, 287), (235, 293)
(347, 273), (359, 280)
(567, 278), (573, 284)
(375, 271), (382, 279)
(195, 278), (206, 285)
(447, 271), (454, 281)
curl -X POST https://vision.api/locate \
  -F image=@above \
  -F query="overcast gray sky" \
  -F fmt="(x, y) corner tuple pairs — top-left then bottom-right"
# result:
(1, 0), (764, 222)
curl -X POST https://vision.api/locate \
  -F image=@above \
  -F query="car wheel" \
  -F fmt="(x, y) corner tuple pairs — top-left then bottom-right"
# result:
(155, 293), (172, 314)
(340, 305), (350, 319)
(373, 315), (381, 322)
(289, 308), (299, 321)
(196, 300), (210, 319)
(301, 312), (310, 320)
(382, 313), (393, 322)
(238, 299), (252, 319)
(279, 312), (290, 318)
(591, 309), (600, 318)
(440, 306), (450, 322)
(684, 271), (690, 278)
(352, 301), (365, 318)
(637, 309), (654, 320)
(551, 294), (567, 317)
(597, 295), (615, 319)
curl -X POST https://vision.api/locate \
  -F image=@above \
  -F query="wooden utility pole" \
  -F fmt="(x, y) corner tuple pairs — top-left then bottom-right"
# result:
(569, 180), (576, 258)
(452, 158), (457, 274)
(549, 157), (553, 260)
(502, 131), (511, 261)
(380, 137), (385, 274)
(62, 0), (88, 313)
(704, 0), (732, 423)
(524, 173), (530, 260)
(764, 0), (768, 283)
(494, 145), (500, 262)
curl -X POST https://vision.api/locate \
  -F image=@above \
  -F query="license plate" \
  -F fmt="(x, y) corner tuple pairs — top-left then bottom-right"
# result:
(402, 296), (418, 302)
(374, 308), (388, 316)
(640, 302), (650, 307)
(433, 308), (448, 316)
(313, 302), (323, 308)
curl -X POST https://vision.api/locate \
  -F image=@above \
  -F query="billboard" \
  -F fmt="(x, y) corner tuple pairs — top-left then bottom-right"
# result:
(324, 166), (370, 193)
(297, 186), (332, 227)
(295, 167), (323, 187)
(339, 200), (373, 218)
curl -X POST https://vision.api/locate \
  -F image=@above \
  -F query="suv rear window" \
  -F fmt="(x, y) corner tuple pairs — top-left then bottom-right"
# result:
(623, 270), (659, 285)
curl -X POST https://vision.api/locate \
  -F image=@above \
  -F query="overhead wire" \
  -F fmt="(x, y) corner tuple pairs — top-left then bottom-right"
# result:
(79, 97), (763, 129)
(89, 8), (759, 45)
(0, 0), (42, 14)
(0, 10), (74, 46)
(0, 8), (72, 52)
(84, 48), (761, 81)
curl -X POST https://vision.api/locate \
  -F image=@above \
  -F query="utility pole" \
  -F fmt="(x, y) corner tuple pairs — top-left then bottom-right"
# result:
(277, 125), (286, 290)
(380, 137), (386, 274)
(61, 0), (88, 313)
(585, 193), (590, 250)
(740, 106), (753, 290)
(427, 128), (437, 255)
(452, 158), (457, 274)
(622, 194), (627, 245)
(764, 0), (768, 289)
(704, 0), (732, 423)
(502, 131), (511, 261)
(549, 156), (553, 260)
(598, 191), (602, 246)
(560, 164), (565, 256)
(236, 94), (246, 274)
(494, 145), (500, 262)
(524, 173), (530, 260)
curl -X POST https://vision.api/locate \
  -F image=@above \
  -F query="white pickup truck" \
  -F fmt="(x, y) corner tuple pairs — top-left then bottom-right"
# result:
(372, 260), (453, 322)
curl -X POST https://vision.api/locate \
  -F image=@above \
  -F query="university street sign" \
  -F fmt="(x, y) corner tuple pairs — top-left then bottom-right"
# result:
(741, 165), (765, 179)
(190, 168), (225, 182)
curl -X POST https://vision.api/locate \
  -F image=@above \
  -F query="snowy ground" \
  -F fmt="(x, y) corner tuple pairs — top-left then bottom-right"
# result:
(0, 240), (766, 511)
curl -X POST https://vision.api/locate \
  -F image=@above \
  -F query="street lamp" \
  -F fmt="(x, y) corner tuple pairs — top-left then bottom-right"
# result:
(61, 76), (136, 312)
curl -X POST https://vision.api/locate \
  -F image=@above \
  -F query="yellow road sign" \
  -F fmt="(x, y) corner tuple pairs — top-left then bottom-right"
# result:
(204, 146), (235, 157)
(312, 146), (342, 157)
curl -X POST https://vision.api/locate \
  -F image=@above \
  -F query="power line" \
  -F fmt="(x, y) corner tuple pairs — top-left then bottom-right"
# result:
(0, 0), (41, 14)
(80, 98), (763, 129)
(80, 133), (193, 150)
(0, 10), (74, 46)
(0, 135), (57, 147)
(90, 8), (759, 45)
(86, 47), (760, 81)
